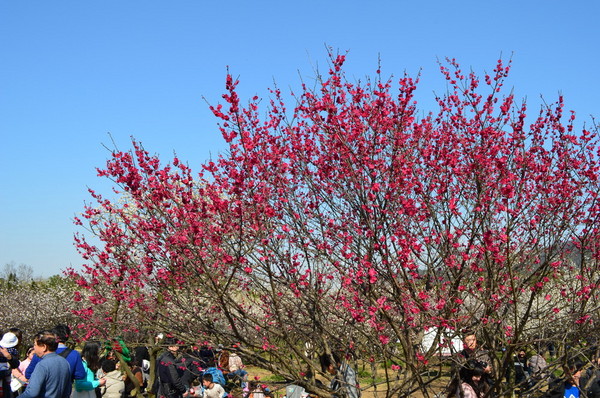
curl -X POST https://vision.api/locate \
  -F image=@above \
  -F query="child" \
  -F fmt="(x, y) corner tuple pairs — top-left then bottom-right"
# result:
(202, 373), (225, 398)
(100, 359), (124, 398)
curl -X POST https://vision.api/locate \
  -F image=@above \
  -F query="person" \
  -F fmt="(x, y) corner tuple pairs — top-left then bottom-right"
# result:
(456, 331), (493, 388)
(12, 346), (34, 393)
(511, 348), (531, 389)
(528, 343), (550, 388)
(282, 384), (305, 398)
(199, 346), (214, 370)
(74, 341), (106, 398)
(18, 330), (72, 398)
(100, 359), (124, 398)
(544, 359), (585, 398)
(25, 324), (86, 382)
(446, 360), (489, 398)
(0, 331), (20, 398)
(319, 351), (360, 398)
(157, 337), (189, 398)
(123, 354), (146, 397)
(227, 351), (247, 388)
(217, 348), (230, 378)
(201, 374), (225, 398)
(578, 355), (600, 398)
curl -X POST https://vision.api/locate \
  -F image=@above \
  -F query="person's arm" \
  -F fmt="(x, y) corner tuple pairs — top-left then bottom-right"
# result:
(0, 347), (20, 369)
(75, 362), (101, 391)
(71, 351), (88, 381)
(12, 367), (28, 384)
(134, 367), (144, 386)
(19, 363), (46, 398)
(25, 355), (41, 379)
(167, 362), (188, 394)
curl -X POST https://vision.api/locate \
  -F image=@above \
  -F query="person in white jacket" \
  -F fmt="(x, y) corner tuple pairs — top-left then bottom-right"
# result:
(100, 359), (125, 398)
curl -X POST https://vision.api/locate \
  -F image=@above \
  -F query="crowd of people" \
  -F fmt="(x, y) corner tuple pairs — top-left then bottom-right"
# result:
(12, 324), (600, 398)
(0, 324), (364, 398)
(0, 325), (138, 398)
(0, 325), (280, 398)
(445, 330), (600, 398)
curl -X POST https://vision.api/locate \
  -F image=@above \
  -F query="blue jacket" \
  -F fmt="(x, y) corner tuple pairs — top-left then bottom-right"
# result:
(19, 352), (72, 398)
(26, 344), (86, 381)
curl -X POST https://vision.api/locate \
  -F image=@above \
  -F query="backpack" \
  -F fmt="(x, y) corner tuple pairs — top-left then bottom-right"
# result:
(203, 367), (227, 387)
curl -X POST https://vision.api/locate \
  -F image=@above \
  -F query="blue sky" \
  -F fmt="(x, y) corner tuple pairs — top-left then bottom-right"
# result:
(1, 1), (599, 277)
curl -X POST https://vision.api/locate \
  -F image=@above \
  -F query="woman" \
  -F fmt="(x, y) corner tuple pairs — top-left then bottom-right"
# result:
(122, 355), (145, 397)
(447, 360), (489, 398)
(74, 342), (106, 398)
(0, 331), (20, 398)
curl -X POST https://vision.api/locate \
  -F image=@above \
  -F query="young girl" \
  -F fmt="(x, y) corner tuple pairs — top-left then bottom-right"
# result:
(447, 360), (489, 398)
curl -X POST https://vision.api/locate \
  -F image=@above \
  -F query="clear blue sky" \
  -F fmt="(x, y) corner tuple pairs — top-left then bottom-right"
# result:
(1, 1), (599, 277)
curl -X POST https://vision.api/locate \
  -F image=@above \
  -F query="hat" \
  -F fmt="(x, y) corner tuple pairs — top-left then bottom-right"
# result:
(0, 332), (18, 348)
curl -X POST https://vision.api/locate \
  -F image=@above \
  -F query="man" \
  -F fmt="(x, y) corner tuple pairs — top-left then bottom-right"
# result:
(578, 355), (600, 398)
(458, 331), (493, 370)
(157, 337), (189, 398)
(19, 330), (72, 398)
(456, 330), (494, 390)
(25, 324), (86, 381)
(319, 351), (360, 398)
(545, 359), (585, 398)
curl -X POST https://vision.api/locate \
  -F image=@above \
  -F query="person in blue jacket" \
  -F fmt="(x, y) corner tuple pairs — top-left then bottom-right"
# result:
(25, 324), (86, 382)
(19, 330), (72, 398)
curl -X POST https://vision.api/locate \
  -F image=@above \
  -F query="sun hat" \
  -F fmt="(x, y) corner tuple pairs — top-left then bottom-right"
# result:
(0, 332), (18, 348)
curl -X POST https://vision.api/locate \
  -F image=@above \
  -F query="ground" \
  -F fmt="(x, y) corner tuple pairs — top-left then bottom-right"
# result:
(242, 366), (448, 397)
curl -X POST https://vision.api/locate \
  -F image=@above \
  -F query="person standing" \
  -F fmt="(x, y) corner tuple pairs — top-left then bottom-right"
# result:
(18, 330), (71, 398)
(0, 332), (20, 398)
(544, 359), (585, 398)
(73, 342), (106, 398)
(157, 338), (188, 398)
(11, 346), (34, 393)
(319, 351), (360, 398)
(25, 324), (86, 382)
(456, 330), (494, 389)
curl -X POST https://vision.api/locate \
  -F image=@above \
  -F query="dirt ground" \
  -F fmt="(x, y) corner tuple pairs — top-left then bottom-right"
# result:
(244, 366), (448, 398)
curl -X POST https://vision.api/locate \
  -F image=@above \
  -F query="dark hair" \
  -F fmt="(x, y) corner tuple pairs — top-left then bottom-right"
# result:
(319, 351), (342, 372)
(52, 324), (71, 343)
(459, 360), (485, 381)
(102, 358), (117, 373)
(34, 330), (59, 352)
(81, 341), (102, 372)
(203, 373), (213, 383)
(460, 360), (488, 397)
(568, 359), (585, 371)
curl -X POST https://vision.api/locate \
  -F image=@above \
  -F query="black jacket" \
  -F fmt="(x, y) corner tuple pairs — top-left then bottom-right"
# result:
(157, 351), (188, 398)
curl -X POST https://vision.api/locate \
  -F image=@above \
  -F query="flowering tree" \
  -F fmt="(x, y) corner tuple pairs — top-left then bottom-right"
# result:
(70, 53), (600, 397)
(0, 274), (79, 342)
